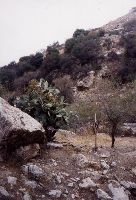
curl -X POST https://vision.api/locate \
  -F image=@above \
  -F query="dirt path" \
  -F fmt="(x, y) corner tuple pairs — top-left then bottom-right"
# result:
(0, 132), (136, 200)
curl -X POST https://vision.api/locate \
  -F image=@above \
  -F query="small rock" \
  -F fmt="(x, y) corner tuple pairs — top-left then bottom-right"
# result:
(73, 153), (89, 168)
(120, 181), (136, 189)
(68, 182), (74, 187)
(0, 186), (9, 197)
(50, 159), (57, 166)
(97, 189), (112, 199)
(25, 180), (37, 189)
(102, 170), (108, 175)
(101, 160), (110, 170)
(111, 161), (116, 167)
(22, 163), (44, 177)
(7, 176), (17, 186)
(47, 142), (63, 149)
(100, 153), (110, 158)
(49, 190), (62, 198)
(71, 194), (75, 199)
(23, 192), (31, 200)
(108, 181), (129, 200)
(132, 168), (136, 176)
(55, 175), (62, 184)
(79, 177), (97, 189)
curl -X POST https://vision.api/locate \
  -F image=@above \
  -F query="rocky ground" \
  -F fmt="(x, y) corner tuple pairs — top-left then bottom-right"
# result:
(0, 131), (136, 200)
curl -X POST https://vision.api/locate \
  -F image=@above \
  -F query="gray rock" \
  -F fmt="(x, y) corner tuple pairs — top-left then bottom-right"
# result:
(101, 160), (110, 170)
(47, 142), (63, 149)
(23, 192), (31, 200)
(108, 181), (129, 200)
(111, 161), (117, 167)
(132, 168), (136, 176)
(79, 177), (97, 189)
(22, 163), (44, 177)
(7, 176), (17, 186)
(25, 180), (37, 189)
(120, 181), (136, 189)
(49, 190), (62, 198)
(0, 97), (45, 153)
(73, 153), (89, 168)
(97, 189), (112, 199)
(77, 71), (95, 90)
(0, 186), (9, 197)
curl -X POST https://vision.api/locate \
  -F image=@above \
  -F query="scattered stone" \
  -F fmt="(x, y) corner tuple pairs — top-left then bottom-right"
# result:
(132, 168), (136, 176)
(25, 180), (37, 189)
(102, 170), (108, 175)
(0, 186), (9, 197)
(91, 171), (102, 180)
(23, 192), (31, 200)
(73, 153), (89, 168)
(50, 159), (58, 166)
(70, 177), (80, 182)
(108, 181), (129, 200)
(79, 177), (97, 189)
(71, 194), (75, 199)
(55, 174), (64, 184)
(101, 160), (110, 170)
(7, 176), (17, 186)
(97, 189), (112, 199)
(68, 182), (74, 187)
(120, 181), (136, 189)
(100, 153), (110, 158)
(47, 142), (63, 149)
(49, 190), (62, 198)
(77, 71), (95, 90)
(111, 161), (117, 167)
(22, 163), (44, 177)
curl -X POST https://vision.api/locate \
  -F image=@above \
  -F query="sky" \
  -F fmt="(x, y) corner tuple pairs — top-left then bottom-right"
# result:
(0, 0), (136, 66)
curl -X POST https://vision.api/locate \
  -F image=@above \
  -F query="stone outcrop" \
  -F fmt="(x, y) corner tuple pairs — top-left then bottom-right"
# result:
(0, 97), (45, 153)
(77, 71), (95, 90)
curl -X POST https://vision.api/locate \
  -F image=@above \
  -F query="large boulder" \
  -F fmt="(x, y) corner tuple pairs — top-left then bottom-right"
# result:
(77, 71), (95, 90)
(0, 97), (45, 153)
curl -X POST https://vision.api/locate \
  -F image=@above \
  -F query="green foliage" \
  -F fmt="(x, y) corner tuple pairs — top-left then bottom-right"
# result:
(9, 79), (68, 141)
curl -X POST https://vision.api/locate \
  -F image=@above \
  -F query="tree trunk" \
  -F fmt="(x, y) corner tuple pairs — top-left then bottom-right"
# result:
(111, 124), (117, 148)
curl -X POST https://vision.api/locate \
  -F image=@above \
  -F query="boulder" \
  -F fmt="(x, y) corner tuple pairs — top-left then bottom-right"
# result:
(97, 189), (112, 199)
(0, 97), (45, 153)
(79, 177), (97, 189)
(77, 71), (95, 90)
(108, 180), (129, 200)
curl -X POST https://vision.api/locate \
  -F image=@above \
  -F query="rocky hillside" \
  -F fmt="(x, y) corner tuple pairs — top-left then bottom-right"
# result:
(103, 7), (136, 32)
(0, 8), (136, 97)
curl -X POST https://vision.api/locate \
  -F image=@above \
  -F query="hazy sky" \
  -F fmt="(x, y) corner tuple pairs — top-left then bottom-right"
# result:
(0, 0), (135, 66)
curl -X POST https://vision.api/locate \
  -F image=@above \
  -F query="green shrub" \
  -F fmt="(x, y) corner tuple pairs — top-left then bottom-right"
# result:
(9, 79), (68, 141)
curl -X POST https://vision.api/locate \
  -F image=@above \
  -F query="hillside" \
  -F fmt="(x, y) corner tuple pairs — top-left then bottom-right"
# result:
(0, 8), (136, 98)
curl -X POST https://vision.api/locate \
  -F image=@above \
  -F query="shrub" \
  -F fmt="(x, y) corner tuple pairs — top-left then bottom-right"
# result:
(73, 29), (89, 38)
(53, 75), (74, 103)
(9, 79), (68, 141)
